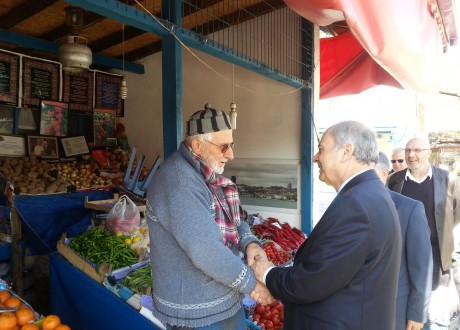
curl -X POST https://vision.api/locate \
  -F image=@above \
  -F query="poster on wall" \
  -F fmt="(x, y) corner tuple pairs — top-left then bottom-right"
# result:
(62, 69), (94, 113)
(95, 72), (123, 117)
(0, 51), (19, 106)
(22, 58), (60, 108)
(40, 100), (68, 137)
(93, 108), (116, 147)
(224, 159), (300, 213)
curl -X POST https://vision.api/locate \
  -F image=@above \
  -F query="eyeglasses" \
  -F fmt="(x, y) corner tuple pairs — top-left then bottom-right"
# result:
(404, 148), (430, 154)
(391, 159), (405, 163)
(204, 140), (235, 153)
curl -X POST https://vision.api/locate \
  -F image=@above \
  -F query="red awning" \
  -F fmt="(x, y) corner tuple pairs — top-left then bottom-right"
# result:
(320, 33), (402, 99)
(285, 0), (458, 98)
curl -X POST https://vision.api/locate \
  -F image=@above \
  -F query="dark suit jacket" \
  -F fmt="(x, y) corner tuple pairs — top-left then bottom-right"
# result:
(266, 170), (402, 330)
(387, 166), (460, 272)
(389, 190), (432, 329)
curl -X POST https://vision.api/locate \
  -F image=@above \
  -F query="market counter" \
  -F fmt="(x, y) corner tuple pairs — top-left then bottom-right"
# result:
(50, 252), (162, 330)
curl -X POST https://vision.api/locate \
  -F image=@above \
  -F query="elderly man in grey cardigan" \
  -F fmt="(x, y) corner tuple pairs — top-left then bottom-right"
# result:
(146, 104), (272, 329)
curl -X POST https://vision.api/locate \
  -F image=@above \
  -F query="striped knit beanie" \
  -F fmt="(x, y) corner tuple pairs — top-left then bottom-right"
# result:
(186, 103), (233, 136)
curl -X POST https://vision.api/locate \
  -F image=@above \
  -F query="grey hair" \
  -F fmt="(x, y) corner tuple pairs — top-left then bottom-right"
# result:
(184, 132), (213, 146)
(327, 121), (379, 164)
(376, 151), (390, 171)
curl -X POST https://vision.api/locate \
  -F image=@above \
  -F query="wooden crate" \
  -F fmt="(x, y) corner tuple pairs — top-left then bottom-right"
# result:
(56, 233), (106, 283)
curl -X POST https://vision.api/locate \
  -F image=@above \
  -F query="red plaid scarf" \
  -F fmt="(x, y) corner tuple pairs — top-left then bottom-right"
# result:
(190, 148), (243, 248)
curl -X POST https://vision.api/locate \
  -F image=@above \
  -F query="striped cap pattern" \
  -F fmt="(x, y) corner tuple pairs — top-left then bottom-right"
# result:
(186, 104), (233, 136)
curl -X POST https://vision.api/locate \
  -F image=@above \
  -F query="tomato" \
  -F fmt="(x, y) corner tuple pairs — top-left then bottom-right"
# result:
(265, 320), (274, 329)
(262, 310), (272, 320)
(256, 304), (265, 314)
(252, 313), (261, 323)
(272, 314), (281, 326)
(265, 305), (271, 312)
(273, 300), (283, 310)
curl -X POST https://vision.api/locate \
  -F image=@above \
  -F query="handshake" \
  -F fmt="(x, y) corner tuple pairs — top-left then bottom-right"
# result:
(246, 242), (276, 306)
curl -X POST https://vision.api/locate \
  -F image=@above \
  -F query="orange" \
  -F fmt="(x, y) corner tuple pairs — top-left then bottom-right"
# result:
(16, 306), (36, 326)
(21, 324), (40, 330)
(0, 312), (17, 330)
(0, 290), (11, 304)
(41, 315), (61, 330)
(3, 297), (22, 308)
(54, 325), (71, 330)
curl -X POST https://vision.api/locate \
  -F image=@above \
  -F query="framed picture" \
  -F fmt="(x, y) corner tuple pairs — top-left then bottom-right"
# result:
(224, 158), (300, 213)
(40, 100), (68, 136)
(0, 135), (25, 157)
(61, 136), (89, 157)
(27, 135), (59, 159)
(62, 69), (94, 113)
(22, 57), (60, 108)
(95, 72), (123, 116)
(93, 108), (116, 147)
(0, 51), (20, 106)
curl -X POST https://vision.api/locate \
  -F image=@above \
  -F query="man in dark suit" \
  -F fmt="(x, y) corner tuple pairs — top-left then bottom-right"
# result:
(387, 137), (460, 322)
(376, 151), (432, 330)
(250, 121), (402, 329)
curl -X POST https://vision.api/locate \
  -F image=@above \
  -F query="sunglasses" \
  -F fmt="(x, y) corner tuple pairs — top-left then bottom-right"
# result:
(391, 159), (404, 164)
(204, 140), (235, 153)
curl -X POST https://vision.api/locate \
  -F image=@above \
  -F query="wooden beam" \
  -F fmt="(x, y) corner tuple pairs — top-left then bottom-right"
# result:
(89, 26), (144, 53)
(0, 0), (58, 29)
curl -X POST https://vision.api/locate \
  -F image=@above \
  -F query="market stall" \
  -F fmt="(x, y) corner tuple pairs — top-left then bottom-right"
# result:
(50, 252), (162, 330)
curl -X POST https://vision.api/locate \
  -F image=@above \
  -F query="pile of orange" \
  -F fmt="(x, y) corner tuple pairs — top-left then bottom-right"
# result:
(0, 289), (71, 330)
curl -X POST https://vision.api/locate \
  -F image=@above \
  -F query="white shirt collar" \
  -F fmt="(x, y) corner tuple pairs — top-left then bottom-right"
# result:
(338, 169), (372, 193)
(405, 165), (432, 183)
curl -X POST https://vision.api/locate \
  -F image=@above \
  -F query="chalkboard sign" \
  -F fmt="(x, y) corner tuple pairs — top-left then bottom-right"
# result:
(95, 72), (123, 116)
(22, 57), (60, 108)
(0, 51), (19, 106)
(63, 69), (94, 113)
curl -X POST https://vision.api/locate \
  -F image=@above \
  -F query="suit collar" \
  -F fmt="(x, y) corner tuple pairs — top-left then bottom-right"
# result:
(339, 169), (379, 195)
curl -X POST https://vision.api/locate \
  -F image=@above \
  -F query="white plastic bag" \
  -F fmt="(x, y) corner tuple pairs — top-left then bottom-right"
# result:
(105, 195), (140, 233)
(428, 271), (460, 326)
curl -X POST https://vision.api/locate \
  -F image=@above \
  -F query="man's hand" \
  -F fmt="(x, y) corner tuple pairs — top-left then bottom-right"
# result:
(406, 320), (424, 330)
(246, 243), (266, 267)
(251, 254), (275, 283)
(250, 281), (274, 306)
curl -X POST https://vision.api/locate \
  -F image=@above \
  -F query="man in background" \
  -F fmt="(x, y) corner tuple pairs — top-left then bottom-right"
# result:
(390, 147), (408, 173)
(251, 121), (402, 329)
(387, 137), (460, 314)
(376, 151), (432, 330)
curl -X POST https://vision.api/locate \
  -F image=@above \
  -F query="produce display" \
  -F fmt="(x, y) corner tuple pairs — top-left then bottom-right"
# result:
(0, 156), (112, 194)
(69, 228), (139, 269)
(252, 217), (306, 252)
(250, 300), (284, 330)
(262, 241), (292, 266)
(122, 265), (152, 295)
(0, 289), (70, 330)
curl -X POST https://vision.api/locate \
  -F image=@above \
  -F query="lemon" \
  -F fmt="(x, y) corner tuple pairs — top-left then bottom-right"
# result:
(132, 236), (141, 243)
(124, 238), (132, 245)
(115, 231), (123, 237)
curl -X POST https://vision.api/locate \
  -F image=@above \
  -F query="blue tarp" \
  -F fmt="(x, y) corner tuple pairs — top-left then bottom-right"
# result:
(14, 191), (113, 255)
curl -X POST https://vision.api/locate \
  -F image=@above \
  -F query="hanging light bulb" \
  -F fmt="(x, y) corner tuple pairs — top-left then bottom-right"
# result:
(229, 102), (237, 129)
(119, 22), (128, 99)
(120, 78), (128, 99)
(229, 65), (237, 129)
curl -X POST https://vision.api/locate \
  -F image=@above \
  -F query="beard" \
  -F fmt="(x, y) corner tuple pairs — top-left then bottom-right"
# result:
(209, 159), (225, 174)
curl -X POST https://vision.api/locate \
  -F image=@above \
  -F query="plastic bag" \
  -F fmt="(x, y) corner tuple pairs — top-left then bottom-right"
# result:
(105, 195), (141, 233)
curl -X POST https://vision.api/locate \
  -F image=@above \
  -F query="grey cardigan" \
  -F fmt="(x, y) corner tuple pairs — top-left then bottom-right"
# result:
(146, 143), (259, 327)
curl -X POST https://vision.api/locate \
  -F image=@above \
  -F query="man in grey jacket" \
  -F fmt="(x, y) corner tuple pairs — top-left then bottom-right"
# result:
(376, 152), (432, 330)
(146, 104), (272, 329)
